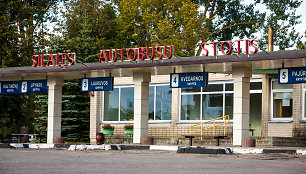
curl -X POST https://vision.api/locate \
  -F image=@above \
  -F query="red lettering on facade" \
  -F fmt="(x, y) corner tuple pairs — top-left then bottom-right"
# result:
(32, 55), (38, 67)
(47, 54), (55, 66)
(31, 53), (76, 67)
(200, 39), (259, 56)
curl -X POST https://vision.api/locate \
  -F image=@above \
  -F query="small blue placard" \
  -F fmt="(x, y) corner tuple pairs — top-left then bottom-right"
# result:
(279, 67), (306, 84)
(170, 72), (207, 88)
(27, 80), (48, 93)
(0, 80), (47, 94)
(81, 77), (114, 92)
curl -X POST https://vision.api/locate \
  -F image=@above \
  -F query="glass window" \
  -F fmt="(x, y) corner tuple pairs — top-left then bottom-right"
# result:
(149, 84), (172, 121)
(181, 87), (201, 93)
(120, 87), (134, 121)
(203, 84), (223, 92)
(155, 86), (172, 120)
(104, 88), (119, 121)
(272, 92), (292, 118)
(202, 94), (223, 120)
(271, 79), (293, 119)
(225, 93), (233, 119)
(103, 86), (134, 121)
(149, 86), (155, 120)
(181, 94), (201, 120)
(250, 82), (262, 90)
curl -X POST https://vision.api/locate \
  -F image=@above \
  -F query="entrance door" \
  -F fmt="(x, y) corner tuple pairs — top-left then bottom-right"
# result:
(250, 93), (262, 136)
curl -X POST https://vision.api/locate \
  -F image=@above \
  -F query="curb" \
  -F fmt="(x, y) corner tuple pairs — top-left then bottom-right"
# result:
(177, 147), (230, 154)
(1, 143), (306, 155)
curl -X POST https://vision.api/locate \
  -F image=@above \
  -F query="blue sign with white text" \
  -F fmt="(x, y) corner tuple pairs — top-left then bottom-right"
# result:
(0, 80), (47, 94)
(170, 72), (207, 88)
(279, 67), (306, 84)
(81, 77), (114, 92)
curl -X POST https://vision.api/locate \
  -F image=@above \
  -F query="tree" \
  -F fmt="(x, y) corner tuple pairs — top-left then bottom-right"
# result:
(296, 30), (306, 49)
(0, 0), (60, 140)
(63, 0), (118, 62)
(115, 0), (302, 57)
(255, 0), (302, 50)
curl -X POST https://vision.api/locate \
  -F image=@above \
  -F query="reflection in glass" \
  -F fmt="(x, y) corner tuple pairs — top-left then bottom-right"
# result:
(203, 84), (223, 92)
(225, 93), (233, 119)
(120, 87), (134, 121)
(155, 86), (172, 120)
(181, 87), (201, 93)
(181, 95), (200, 120)
(202, 94), (223, 120)
(104, 88), (119, 121)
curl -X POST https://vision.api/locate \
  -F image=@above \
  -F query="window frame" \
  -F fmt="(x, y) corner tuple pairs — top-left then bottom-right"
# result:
(302, 84), (306, 120)
(101, 85), (135, 124)
(179, 79), (262, 122)
(101, 83), (172, 123)
(179, 80), (234, 122)
(149, 83), (172, 122)
(270, 79), (293, 121)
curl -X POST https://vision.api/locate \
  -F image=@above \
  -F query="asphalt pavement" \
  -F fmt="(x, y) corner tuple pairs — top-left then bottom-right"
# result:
(0, 148), (306, 174)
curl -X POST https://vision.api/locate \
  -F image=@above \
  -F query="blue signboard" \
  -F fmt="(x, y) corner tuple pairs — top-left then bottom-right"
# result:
(170, 72), (207, 88)
(279, 67), (306, 84)
(81, 77), (114, 92)
(0, 80), (47, 94)
(27, 80), (48, 93)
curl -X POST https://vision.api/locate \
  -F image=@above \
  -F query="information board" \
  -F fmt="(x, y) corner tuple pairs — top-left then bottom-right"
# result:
(0, 80), (47, 94)
(81, 77), (114, 92)
(279, 67), (306, 84)
(170, 72), (207, 88)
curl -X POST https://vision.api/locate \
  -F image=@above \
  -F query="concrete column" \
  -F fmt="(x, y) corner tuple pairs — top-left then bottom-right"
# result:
(47, 76), (63, 144)
(261, 75), (270, 137)
(133, 72), (151, 144)
(232, 64), (252, 146)
(90, 91), (102, 144)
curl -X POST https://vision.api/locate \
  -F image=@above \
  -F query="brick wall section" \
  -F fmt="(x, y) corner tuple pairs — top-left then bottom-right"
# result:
(268, 123), (293, 137)
(293, 84), (306, 136)
(89, 91), (102, 144)
(261, 74), (270, 136)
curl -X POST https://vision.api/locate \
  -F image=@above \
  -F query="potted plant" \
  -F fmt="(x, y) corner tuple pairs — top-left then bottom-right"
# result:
(124, 124), (133, 134)
(102, 124), (115, 135)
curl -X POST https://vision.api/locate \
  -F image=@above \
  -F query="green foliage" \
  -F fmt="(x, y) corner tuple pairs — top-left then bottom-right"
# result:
(62, 0), (117, 62)
(296, 30), (306, 50)
(124, 124), (133, 130)
(102, 124), (115, 130)
(255, 0), (302, 50)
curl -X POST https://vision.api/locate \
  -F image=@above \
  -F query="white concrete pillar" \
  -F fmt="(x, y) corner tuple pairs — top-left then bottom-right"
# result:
(133, 72), (151, 144)
(232, 64), (252, 146)
(47, 76), (63, 144)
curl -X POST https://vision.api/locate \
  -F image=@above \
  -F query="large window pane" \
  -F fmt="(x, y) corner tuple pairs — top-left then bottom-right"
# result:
(225, 93), (233, 119)
(181, 95), (200, 120)
(273, 92), (292, 118)
(104, 88), (119, 121)
(120, 87), (134, 121)
(202, 94), (223, 120)
(250, 82), (262, 90)
(149, 86), (155, 120)
(155, 86), (172, 120)
(203, 84), (223, 92)
(181, 87), (201, 93)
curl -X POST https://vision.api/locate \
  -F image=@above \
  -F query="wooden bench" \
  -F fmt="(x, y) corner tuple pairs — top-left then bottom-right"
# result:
(11, 134), (45, 143)
(182, 134), (227, 146)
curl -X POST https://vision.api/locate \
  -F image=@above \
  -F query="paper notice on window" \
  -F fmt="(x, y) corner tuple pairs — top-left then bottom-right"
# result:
(282, 99), (290, 106)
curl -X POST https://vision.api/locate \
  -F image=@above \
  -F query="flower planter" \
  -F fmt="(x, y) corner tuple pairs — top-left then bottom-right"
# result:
(124, 129), (133, 134)
(103, 129), (114, 135)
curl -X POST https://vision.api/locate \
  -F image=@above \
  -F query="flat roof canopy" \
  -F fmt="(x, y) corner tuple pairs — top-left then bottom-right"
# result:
(0, 49), (306, 81)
